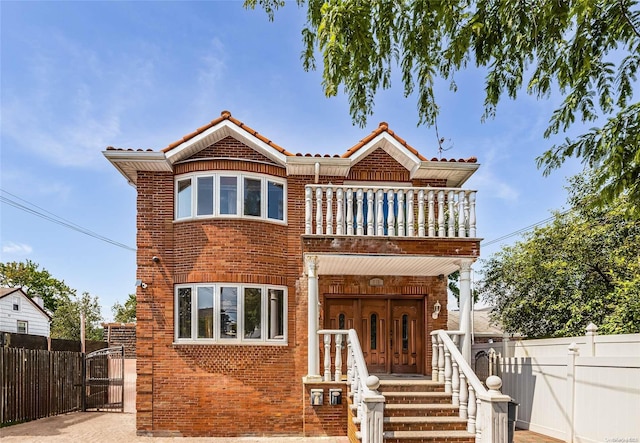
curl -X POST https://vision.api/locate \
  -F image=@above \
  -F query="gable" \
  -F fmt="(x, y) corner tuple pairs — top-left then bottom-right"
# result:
(346, 148), (410, 182)
(187, 136), (279, 165)
(0, 288), (51, 321)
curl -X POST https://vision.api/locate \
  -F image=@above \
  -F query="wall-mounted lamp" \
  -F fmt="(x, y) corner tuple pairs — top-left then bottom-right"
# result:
(135, 279), (148, 289)
(432, 300), (441, 319)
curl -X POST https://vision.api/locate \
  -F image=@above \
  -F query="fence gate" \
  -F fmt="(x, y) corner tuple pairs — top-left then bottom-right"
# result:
(84, 346), (124, 412)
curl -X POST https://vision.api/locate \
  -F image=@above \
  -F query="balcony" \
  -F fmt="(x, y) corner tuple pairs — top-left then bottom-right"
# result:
(304, 184), (477, 239)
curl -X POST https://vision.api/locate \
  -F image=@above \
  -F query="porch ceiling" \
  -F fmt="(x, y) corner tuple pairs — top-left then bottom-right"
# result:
(307, 254), (469, 277)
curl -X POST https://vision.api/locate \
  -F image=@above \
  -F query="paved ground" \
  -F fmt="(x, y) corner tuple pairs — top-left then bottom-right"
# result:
(0, 412), (562, 442)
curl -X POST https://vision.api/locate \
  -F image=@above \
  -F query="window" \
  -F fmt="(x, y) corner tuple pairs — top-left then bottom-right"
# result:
(175, 172), (286, 222)
(175, 283), (287, 344)
(197, 177), (214, 216)
(244, 178), (262, 217)
(17, 320), (28, 334)
(219, 176), (238, 215)
(268, 181), (284, 220)
(12, 296), (20, 311)
(177, 179), (192, 219)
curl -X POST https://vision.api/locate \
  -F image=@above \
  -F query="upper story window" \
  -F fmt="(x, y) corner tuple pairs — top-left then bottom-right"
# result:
(176, 172), (286, 223)
(175, 283), (287, 345)
(12, 296), (20, 311)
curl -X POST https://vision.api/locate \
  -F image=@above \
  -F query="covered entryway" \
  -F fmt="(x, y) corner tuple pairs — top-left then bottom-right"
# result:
(325, 297), (424, 374)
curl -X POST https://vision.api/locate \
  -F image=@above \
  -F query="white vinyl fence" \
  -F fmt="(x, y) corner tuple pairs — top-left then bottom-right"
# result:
(472, 325), (640, 443)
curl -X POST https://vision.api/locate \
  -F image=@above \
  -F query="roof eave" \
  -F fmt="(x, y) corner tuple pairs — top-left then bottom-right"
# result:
(165, 120), (289, 167)
(411, 161), (480, 187)
(103, 150), (172, 187)
(285, 156), (352, 176)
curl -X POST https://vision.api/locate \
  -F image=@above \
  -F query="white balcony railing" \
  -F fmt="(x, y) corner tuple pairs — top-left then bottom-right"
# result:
(305, 185), (477, 238)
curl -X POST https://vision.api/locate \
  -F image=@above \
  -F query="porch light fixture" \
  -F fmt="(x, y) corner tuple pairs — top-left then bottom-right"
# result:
(432, 300), (441, 319)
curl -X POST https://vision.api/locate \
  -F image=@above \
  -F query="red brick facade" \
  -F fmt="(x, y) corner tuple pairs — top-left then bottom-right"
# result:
(109, 116), (480, 437)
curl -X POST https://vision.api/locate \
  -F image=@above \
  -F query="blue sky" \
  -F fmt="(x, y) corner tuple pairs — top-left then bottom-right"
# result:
(1, 1), (584, 320)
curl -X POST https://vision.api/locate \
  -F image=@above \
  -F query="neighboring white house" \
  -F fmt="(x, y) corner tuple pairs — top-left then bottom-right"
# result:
(0, 287), (51, 337)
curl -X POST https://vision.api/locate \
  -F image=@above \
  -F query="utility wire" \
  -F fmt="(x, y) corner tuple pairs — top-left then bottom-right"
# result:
(1, 189), (136, 252)
(480, 209), (571, 248)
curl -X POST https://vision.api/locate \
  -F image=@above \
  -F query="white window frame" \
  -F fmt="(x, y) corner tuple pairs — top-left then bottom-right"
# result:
(174, 172), (287, 224)
(17, 320), (28, 334)
(174, 283), (288, 345)
(12, 296), (20, 311)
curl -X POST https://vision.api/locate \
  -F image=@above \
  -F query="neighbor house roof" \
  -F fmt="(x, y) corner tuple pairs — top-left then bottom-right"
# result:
(0, 287), (52, 320)
(447, 307), (504, 337)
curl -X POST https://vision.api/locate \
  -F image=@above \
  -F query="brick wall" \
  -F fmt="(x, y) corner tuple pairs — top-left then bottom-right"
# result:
(133, 135), (477, 437)
(103, 323), (136, 358)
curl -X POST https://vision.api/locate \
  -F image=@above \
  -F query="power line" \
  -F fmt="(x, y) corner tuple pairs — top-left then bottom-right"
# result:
(480, 209), (571, 248)
(1, 189), (136, 252)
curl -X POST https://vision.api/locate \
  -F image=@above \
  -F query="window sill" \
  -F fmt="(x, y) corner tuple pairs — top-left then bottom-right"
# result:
(172, 340), (288, 347)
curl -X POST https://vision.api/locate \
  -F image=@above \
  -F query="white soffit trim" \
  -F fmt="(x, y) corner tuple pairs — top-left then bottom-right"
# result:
(165, 120), (288, 166)
(412, 161), (480, 187)
(307, 254), (473, 277)
(349, 133), (421, 172)
(103, 151), (171, 186)
(285, 156), (352, 176)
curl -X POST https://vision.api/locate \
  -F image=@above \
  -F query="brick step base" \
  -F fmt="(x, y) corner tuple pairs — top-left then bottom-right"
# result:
(383, 430), (475, 443)
(384, 403), (460, 418)
(383, 416), (468, 432)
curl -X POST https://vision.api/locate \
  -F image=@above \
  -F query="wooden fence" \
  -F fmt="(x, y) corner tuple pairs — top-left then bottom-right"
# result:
(0, 347), (83, 426)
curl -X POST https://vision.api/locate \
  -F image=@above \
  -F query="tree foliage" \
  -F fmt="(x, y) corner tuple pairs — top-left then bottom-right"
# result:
(112, 294), (137, 323)
(0, 260), (73, 312)
(478, 173), (640, 338)
(246, 0), (640, 211)
(51, 291), (103, 341)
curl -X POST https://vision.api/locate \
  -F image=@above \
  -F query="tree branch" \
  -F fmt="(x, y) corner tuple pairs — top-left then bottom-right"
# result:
(620, 1), (640, 40)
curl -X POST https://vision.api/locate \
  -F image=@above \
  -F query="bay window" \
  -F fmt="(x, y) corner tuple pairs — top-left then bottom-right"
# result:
(175, 172), (285, 222)
(175, 283), (287, 344)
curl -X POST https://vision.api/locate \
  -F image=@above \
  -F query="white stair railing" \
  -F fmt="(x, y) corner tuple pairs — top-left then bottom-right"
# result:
(318, 329), (384, 443)
(305, 185), (477, 239)
(432, 330), (512, 443)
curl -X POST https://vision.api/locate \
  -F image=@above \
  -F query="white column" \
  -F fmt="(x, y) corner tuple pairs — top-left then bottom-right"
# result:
(458, 259), (473, 364)
(306, 255), (322, 381)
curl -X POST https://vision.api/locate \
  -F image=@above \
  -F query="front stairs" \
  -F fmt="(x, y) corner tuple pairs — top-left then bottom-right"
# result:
(378, 378), (474, 443)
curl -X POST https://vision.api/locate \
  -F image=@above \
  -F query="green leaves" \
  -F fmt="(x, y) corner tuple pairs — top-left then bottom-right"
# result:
(247, 0), (640, 213)
(479, 172), (640, 338)
(112, 293), (137, 323)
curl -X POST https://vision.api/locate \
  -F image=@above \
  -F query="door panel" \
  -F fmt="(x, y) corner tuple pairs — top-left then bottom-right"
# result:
(391, 300), (423, 374)
(360, 299), (388, 373)
(325, 297), (424, 375)
(325, 299), (356, 378)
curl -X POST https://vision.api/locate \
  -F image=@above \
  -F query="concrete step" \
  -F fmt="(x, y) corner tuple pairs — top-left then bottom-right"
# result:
(383, 429), (475, 443)
(383, 415), (468, 432)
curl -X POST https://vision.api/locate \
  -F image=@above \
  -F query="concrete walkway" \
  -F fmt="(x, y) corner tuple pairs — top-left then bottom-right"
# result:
(0, 411), (562, 442)
(0, 412), (348, 442)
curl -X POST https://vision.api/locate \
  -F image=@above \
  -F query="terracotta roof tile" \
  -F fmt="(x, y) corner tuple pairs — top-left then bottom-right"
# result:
(342, 121), (478, 163)
(162, 110), (293, 156)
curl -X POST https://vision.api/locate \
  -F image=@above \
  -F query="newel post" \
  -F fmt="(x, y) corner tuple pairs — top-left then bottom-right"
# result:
(479, 376), (511, 443)
(361, 375), (385, 443)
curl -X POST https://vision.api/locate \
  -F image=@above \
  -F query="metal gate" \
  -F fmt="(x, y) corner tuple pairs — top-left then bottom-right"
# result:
(84, 346), (124, 412)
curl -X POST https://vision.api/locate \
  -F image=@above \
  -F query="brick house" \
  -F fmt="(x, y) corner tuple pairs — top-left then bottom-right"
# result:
(104, 111), (480, 438)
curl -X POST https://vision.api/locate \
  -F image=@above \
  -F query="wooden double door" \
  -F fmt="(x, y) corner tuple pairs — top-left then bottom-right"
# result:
(325, 297), (424, 374)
